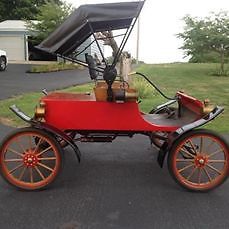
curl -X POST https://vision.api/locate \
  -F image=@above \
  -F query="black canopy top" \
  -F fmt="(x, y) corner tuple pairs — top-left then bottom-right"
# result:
(36, 1), (144, 56)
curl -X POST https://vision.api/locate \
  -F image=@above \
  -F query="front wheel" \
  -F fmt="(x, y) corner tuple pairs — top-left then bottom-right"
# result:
(0, 127), (63, 190)
(168, 129), (229, 192)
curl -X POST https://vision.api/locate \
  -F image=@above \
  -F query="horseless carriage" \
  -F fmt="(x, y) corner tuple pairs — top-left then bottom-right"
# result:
(0, 1), (228, 191)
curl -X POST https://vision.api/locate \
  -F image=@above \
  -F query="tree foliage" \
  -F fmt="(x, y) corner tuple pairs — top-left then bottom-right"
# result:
(0, 0), (62, 21)
(28, 1), (73, 44)
(178, 12), (229, 75)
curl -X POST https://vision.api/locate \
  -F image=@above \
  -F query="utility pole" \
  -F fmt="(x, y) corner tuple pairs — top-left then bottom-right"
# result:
(136, 16), (140, 65)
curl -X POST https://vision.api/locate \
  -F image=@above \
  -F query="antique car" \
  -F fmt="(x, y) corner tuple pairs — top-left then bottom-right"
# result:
(0, 1), (228, 191)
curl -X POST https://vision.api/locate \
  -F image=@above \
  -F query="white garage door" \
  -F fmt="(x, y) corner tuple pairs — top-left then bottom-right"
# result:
(0, 35), (25, 61)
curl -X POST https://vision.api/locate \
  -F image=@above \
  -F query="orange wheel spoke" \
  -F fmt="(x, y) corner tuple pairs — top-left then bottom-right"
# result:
(16, 138), (26, 154)
(4, 159), (23, 162)
(180, 148), (195, 159)
(203, 167), (212, 182)
(8, 148), (23, 157)
(178, 163), (193, 173)
(200, 137), (204, 153)
(206, 164), (222, 175)
(208, 160), (226, 163)
(33, 137), (43, 154)
(34, 166), (45, 180)
(187, 140), (198, 154)
(36, 146), (52, 157)
(28, 135), (33, 149)
(38, 157), (56, 161)
(1, 130), (62, 190)
(18, 166), (26, 181)
(198, 168), (202, 184)
(30, 168), (33, 183)
(9, 164), (24, 174)
(187, 167), (197, 181)
(205, 140), (215, 152)
(172, 132), (228, 191)
(208, 149), (223, 158)
(37, 162), (54, 172)
(176, 159), (194, 162)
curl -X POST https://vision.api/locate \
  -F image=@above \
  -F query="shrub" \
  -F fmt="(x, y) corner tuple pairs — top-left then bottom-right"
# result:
(132, 77), (156, 99)
(29, 62), (79, 73)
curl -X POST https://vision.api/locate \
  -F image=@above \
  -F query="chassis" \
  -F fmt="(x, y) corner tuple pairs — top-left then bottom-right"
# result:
(0, 1), (228, 191)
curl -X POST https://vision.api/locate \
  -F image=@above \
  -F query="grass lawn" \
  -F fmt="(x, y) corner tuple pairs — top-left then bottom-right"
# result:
(0, 63), (228, 132)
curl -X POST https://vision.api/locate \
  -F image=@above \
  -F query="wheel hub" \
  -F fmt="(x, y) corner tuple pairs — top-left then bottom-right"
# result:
(23, 152), (38, 167)
(195, 155), (207, 168)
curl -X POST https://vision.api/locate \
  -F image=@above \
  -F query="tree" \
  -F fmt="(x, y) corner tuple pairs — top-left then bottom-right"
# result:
(178, 12), (229, 75)
(0, 0), (62, 21)
(28, 1), (73, 45)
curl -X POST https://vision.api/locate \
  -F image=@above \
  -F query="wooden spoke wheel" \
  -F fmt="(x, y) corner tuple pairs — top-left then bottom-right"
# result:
(168, 129), (229, 192)
(0, 128), (63, 190)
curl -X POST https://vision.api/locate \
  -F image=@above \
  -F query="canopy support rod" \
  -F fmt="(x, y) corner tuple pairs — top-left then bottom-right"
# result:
(111, 28), (129, 68)
(73, 39), (96, 58)
(70, 38), (105, 71)
(57, 54), (104, 73)
(111, 20), (137, 69)
(97, 33), (126, 40)
(88, 22), (108, 68)
(111, 2), (145, 68)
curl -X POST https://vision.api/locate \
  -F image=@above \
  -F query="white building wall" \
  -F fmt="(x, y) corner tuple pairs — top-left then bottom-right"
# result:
(0, 34), (26, 61)
(75, 36), (104, 62)
(0, 20), (29, 61)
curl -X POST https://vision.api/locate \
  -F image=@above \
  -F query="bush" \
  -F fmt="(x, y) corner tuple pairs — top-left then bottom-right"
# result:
(211, 69), (229, 77)
(132, 77), (156, 99)
(29, 62), (79, 73)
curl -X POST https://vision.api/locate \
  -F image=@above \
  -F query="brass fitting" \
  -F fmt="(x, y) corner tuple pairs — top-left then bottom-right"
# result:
(125, 91), (138, 101)
(34, 101), (45, 119)
(202, 99), (215, 114)
(128, 72), (136, 76)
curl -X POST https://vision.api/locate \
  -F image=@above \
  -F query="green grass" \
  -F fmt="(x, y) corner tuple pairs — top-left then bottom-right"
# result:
(135, 63), (229, 132)
(0, 63), (228, 132)
(28, 62), (80, 73)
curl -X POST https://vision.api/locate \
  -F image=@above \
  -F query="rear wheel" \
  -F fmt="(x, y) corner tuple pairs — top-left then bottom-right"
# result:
(168, 129), (229, 192)
(0, 128), (63, 190)
(0, 57), (6, 71)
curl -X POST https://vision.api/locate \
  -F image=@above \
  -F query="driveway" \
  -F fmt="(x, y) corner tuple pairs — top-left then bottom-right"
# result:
(0, 125), (229, 229)
(0, 64), (90, 99)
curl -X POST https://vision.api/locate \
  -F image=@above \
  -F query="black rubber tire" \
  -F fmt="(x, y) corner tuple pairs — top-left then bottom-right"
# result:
(0, 127), (64, 191)
(167, 129), (229, 192)
(0, 56), (7, 71)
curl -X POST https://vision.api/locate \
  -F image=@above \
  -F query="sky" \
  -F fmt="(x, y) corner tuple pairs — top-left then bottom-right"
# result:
(65, 0), (229, 64)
